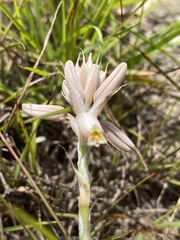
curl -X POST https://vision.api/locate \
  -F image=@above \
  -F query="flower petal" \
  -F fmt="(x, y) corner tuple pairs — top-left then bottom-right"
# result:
(90, 93), (110, 117)
(84, 64), (99, 109)
(93, 62), (127, 103)
(22, 104), (68, 121)
(67, 82), (85, 114)
(86, 52), (93, 68)
(65, 60), (84, 100)
(22, 103), (79, 136)
(68, 115), (79, 136)
(90, 85), (124, 116)
(101, 121), (135, 152)
(62, 81), (70, 104)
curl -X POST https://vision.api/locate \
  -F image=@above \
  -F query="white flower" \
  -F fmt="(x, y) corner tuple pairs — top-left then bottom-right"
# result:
(62, 53), (127, 116)
(22, 52), (134, 151)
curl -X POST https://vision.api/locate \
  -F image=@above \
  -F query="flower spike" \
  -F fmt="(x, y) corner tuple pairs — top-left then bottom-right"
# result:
(22, 52), (136, 240)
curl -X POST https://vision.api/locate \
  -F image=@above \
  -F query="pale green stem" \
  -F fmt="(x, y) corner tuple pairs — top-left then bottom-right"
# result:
(77, 141), (92, 240)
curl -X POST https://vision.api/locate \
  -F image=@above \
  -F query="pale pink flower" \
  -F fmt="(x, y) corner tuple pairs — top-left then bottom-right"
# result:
(62, 53), (127, 116)
(22, 53), (135, 152)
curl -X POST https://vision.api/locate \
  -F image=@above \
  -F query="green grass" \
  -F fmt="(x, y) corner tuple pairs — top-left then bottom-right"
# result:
(0, 0), (180, 239)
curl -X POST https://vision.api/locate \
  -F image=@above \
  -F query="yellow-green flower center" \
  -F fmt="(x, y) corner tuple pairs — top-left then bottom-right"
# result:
(87, 126), (107, 147)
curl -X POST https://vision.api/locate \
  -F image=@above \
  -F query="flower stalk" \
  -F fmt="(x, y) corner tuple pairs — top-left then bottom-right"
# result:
(77, 141), (91, 240)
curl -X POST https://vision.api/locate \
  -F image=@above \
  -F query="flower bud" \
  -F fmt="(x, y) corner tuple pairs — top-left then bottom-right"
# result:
(101, 121), (135, 152)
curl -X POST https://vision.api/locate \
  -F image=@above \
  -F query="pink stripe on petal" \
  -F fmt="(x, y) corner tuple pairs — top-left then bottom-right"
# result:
(62, 81), (70, 103)
(90, 86), (123, 116)
(102, 121), (135, 151)
(84, 64), (99, 109)
(90, 93), (110, 117)
(65, 61), (84, 100)
(68, 83), (85, 114)
(93, 62), (127, 103)
(22, 104), (67, 121)
(105, 131), (132, 151)
(79, 60), (87, 89)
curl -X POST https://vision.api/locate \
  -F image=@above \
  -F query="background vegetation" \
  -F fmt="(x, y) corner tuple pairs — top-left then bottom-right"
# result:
(0, 0), (180, 239)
